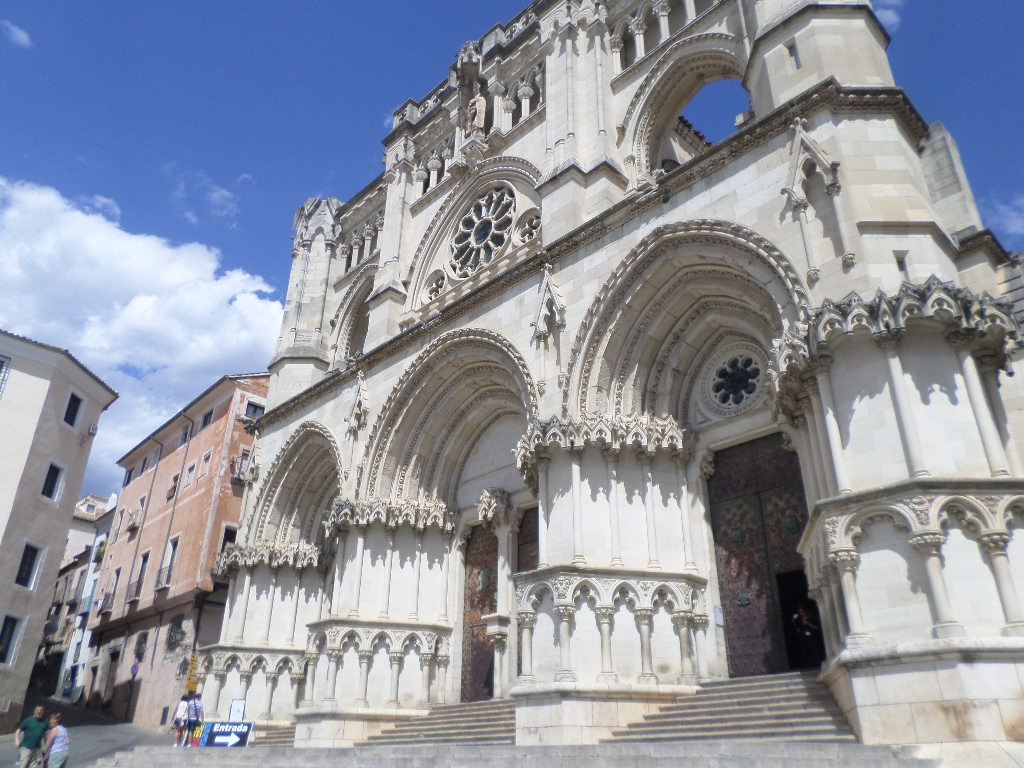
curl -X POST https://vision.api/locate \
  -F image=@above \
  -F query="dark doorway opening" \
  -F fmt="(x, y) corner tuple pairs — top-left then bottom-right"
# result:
(461, 521), (497, 702)
(707, 432), (814, 677)
(777, 569), (826, 670)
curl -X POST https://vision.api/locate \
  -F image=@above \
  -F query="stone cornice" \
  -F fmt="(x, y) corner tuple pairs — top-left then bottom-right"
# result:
(258, 81), (934, 432)
(322, 496), (454, 534)
(213, 542), (324, 576)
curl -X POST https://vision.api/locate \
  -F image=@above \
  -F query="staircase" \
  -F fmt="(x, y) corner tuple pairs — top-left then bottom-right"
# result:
(606, 670), (857, 743)
(356, 698), (515, 746)
(253, 724), (296, 746)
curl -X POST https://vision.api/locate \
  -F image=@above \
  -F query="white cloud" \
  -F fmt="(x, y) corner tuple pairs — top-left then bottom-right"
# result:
(988, 194), (1024, 250)
(76, 194), (121, 221)
(875, 0), (904, 32)
(0, 19), (32, 48)
(0, 176), (283, 496)
(164, 165), (243, 225)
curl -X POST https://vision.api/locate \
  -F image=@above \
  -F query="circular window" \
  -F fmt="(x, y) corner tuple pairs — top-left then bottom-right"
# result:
(697, 341), (767, 420)
(449, 186), (516, 279)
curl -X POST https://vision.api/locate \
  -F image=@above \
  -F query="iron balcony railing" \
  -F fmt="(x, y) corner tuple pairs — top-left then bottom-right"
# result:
(98, 592), (114, 612)
(126, 579), (143, 602)
(155, 565), (173, 591)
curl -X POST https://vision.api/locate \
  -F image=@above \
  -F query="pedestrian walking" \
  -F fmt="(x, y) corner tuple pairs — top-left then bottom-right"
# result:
(172, 696), (188, 747)
(183, 692), (203, 747)
(42, 714), (70, 768)
(14, 706), (49, 768)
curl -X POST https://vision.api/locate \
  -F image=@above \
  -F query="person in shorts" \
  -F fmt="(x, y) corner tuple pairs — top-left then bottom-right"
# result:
(183, 692), (203, 747)
(42, 713), (70, 768)
(15, 706), (49, 768)
(172, 696), (188, 746)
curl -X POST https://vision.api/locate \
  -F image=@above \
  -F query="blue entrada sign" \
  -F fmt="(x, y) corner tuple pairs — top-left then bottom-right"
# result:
(199, 721), (253, 747)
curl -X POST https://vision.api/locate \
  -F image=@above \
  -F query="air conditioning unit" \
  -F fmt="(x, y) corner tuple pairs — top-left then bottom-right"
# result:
(87, 424), (99, 436)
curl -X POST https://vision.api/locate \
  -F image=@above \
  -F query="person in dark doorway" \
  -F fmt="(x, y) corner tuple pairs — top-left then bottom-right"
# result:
(792, 601), (822, 662)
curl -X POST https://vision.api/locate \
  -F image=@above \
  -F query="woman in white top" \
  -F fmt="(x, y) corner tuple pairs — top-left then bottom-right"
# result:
(172, 696), (189, 746)
(43, 713), (69, 768)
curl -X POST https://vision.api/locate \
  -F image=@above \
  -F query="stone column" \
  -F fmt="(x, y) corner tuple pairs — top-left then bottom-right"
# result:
(204, 672), (225, 719)
(604, 448), (624, 567)
(387, 652), (403, 705)
(979, 358), (1024, 477)
(490, 633), (508, 698)
(674, 453), (697, 571)
(684, 0), (696, 21)
(810, 358), (852, 494)
(980, 533), (1024, 635)
(518, 612), (537, 681)
(219, 576), (236, 644)
(261, 567), (278, 643)
(691, 613), (709, 679)
(827, 567), (850, 639)
(289, 569), (304, 646)
(290, 672), (305, 710)
(570, 447), (587, 565)
(435, 656), (449, 704)
(323, 651), (340, 702)
(315, 567), (328, 621)
(639, 452), (661, 568)
(635, 609), (658, 684)
(261, 672), (278, 720)
(356, 651), (372, 706)
(537, 457), (551, 568)
(496, 526), (511, 615)
(419, 653), (434, 705)
(609, 36), (623, 75)
(629, 17), (647, 59)
(910, 533), (965, 638)
(653, 0), (671, 41)
(950, 333), (1011, 477)
(381, 526), (396, 618)
(349, 525), (366, 618)
(426, 156), (441, 189)
(232, 567), (252, 642)
(878, 335), (929, 477)
(361, 226), (374, 263)
(238, 671), (253, 703)
(672, 611), (695, 683)
(328, 529), (349, 616)
(829, 551), (872, 644)
(596, 607), (617, 682)
(410, 530), (423, 620)
(810, 581), (839, 657)
(301, 655), (316, 706)
(553, 605), (577, 682)
(438, 538), (451, 622)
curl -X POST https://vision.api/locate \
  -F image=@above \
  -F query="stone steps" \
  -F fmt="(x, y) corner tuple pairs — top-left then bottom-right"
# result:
(88, 741), (939, 768)
(606, 669), (857, 743)
(253, 725), (297, 746)
(357, 698), (515, 746)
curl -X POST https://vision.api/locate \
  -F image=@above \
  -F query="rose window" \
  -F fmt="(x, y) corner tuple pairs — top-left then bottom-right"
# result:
(450, 186), (515, 278)
(712, 356), (761, 406)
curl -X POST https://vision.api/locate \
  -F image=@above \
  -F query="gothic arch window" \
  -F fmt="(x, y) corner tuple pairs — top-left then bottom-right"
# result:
(658, 78), (751, 172)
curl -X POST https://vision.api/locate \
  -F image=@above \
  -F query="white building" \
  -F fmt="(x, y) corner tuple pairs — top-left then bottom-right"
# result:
(198, 0), (1024, 749)
(0, 329), (117, 730)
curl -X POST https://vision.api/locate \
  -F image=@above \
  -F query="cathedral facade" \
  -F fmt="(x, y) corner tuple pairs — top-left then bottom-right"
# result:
(199, 0), (1024, 747)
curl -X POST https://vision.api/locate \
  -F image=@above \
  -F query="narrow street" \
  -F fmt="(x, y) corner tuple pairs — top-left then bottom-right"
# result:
(1, 696), (167, 768)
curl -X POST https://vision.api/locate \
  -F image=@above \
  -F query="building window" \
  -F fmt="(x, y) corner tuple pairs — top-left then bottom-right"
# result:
(0, 354), (11, 399)
(199, 452), (212, 478)
(0, 616), (19, 664)
(122, 468), (133, 487)
(179, 425), (190, 447)
(184, 463), (196, 487)
(140, 456), (149, 474)
(199, 409), (213, 430)
(41, 464), (62, 500)
(245, 402), (265, 419)
(15, 544), (41, 587)
(220, 526), (237, 553)
(785, 39), (802, 70)
(167, 475), (179, 500)
(64, 393), (83, 427)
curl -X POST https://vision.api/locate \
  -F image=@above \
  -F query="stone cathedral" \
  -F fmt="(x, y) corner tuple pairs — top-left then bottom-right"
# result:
(200, 0), (1024, 749)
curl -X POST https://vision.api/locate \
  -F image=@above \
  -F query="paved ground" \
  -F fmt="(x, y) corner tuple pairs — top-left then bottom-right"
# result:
(0, 695), (167, 767)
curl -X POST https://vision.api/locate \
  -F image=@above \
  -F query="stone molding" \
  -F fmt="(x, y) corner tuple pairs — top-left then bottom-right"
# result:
(306, 617), (451, 657)
(322, 496), (454, 535)
(513, 565), (707, 614)
(213, 542), (323, 577)
(198, 644), (306, 677)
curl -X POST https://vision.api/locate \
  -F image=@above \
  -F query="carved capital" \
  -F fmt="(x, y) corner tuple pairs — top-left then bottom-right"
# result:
(389, 651), (405, 665)
(946, 329), (979, 351)
(829, 549), (860, 571)
(517, 611), (538, 629)
(595, 606), (615, 624)
(357, 650), (374, 664)
(434, 654), (450, 667)
(980, 532), (1012, 554)
(634, 608), (654, 624)
(690, 613), (709, 630)
(808, 354), (833, 376)
(671, 610), (692, 630)
(909, 532), (946, 554)
(553, 604), (576, 621)
(264, 672), (280, 683)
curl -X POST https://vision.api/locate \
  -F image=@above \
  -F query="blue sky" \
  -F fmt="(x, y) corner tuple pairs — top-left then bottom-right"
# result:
(1, 1), (1022, 496)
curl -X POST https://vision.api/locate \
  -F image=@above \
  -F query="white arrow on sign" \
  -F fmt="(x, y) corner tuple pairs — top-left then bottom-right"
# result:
(213, 732), (241, 747)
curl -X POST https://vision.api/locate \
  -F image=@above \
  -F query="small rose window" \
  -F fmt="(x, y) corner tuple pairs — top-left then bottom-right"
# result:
(450, 186), (516, 278)
(712, 356), (761, 406)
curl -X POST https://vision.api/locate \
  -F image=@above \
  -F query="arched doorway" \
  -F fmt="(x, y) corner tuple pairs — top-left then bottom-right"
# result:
(461, 522), (498, 701)
(707, 433), (824, 676)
